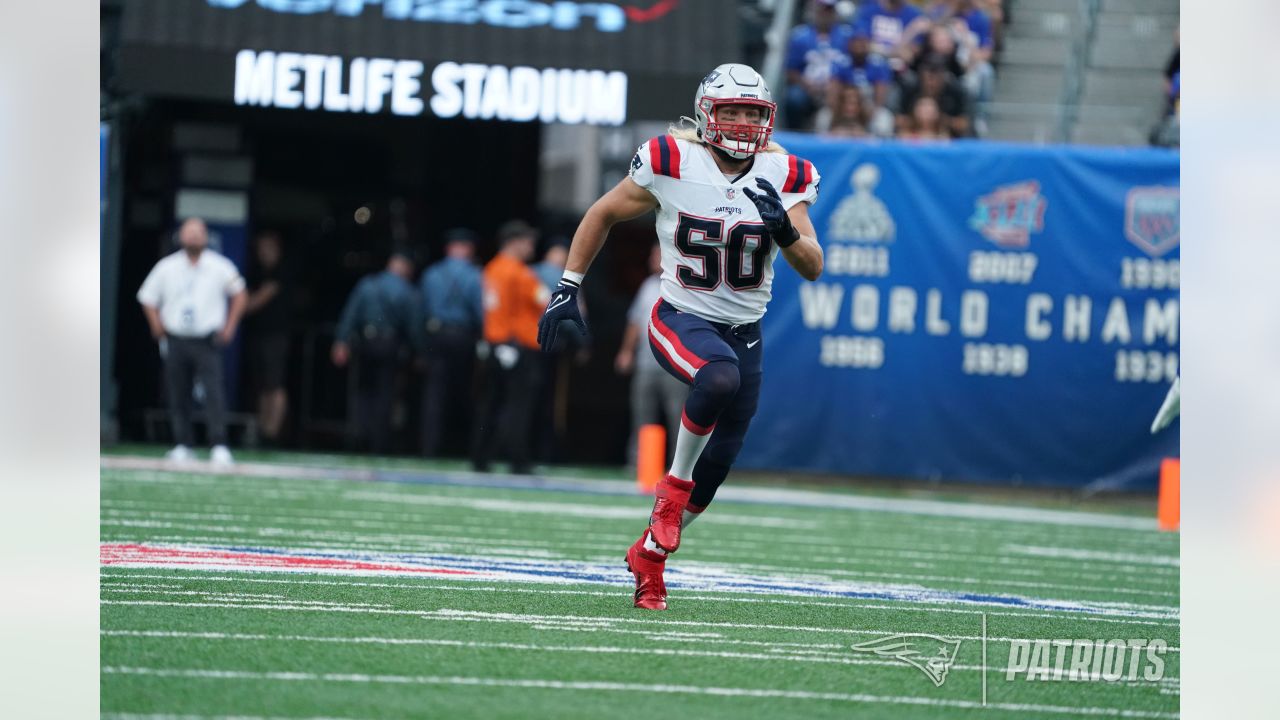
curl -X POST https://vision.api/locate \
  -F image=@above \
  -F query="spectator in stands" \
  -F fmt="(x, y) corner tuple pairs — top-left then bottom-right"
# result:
(784, 0), (853, 130)
(978, 0), (1006, 55)
(615, 244), (685, 466)
(244, 230), (292, 446)
(896, 54), (971, 138)
(825, 85), (873, 138)
(902, 22), (967, 78)
(922, 0), (996, 131)
(331, 251), (420, 454)
(417, 228), (484, 457)
(531, 238), (588, 463)
(1151, 30), (1179, 147)
(829, 25), (893, 131)
(901, 96), (950, 141)
(1163, 30), (1179, 115)
(137, 217), (247, 466)
(472, 220), (549, 474)
(851, 0), (922, 70)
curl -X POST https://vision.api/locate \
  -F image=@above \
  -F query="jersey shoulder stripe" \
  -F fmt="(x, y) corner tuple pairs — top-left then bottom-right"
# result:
(648, 135), (682, 179)
(783, 154), (815, 194)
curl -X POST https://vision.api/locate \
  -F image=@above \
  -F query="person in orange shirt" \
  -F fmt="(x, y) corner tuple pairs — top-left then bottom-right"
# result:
(471, 220), (550, 474)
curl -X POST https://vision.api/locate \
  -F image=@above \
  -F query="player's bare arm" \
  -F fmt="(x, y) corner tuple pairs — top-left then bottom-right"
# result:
(780, 201), (823, 281)
(539, 176), (657, 350)
(564, 176), (659, 277)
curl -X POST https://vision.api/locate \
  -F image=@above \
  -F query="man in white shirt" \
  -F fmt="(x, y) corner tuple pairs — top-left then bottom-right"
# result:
(137, 218), (248, 465)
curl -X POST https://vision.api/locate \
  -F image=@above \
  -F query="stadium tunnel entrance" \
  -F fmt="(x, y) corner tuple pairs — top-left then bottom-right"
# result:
(109, 97), (559, 456)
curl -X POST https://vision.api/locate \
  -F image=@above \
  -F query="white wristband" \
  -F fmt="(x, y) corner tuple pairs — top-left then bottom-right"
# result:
(561, 270), (585, 286)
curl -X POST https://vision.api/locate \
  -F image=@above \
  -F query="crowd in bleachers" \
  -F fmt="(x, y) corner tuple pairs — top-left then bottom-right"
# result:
(782, 0), (1005, 141)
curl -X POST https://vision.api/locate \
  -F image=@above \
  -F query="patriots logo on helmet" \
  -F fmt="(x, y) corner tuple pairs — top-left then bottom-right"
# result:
(849, 634), (963, 687)
(701, 69), (722, 86)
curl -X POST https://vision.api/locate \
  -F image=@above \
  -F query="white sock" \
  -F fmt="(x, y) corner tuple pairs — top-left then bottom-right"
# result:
(642, 531), (667, 556)
(669, 410), (714, 480)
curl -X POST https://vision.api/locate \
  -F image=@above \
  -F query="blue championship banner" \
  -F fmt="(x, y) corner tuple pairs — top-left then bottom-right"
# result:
(738, 136), (1180, 490)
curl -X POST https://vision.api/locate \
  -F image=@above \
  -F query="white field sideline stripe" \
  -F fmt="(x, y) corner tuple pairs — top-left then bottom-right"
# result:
(1004, 545), (1180, 568)
(99, 667), (1178, 718)
(100, 455), (1159, 531)
(99, 572), (1182, 627)
(98, 600), (1182, 651)
(101, 630), (1181, 684)
(338, 491), (815, 529)
(101, 493), (1131, 549)
(100, 587), (1174, 646)
(102, 503), (814, 532)
(99, 619), (847, 650)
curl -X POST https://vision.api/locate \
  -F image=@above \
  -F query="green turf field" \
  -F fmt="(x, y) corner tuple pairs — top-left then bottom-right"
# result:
(100, 454), (1179, 719)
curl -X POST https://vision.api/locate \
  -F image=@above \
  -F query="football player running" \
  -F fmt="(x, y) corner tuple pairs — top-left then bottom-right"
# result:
(538, 64), (824, 610)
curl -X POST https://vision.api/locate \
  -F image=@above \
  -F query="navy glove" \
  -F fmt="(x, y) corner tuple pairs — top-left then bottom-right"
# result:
(537, 279), (587, 352)
(742, 177), (800, 248)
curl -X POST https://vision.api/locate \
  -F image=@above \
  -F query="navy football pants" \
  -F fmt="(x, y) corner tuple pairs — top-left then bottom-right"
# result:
(646, 299), (762, 510)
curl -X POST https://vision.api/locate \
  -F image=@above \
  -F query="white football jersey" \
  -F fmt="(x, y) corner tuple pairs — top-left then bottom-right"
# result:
(629, 135), (819, 325)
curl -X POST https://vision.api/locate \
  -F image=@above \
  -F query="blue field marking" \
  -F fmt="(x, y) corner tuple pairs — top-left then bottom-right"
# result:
(165, 543), (1174, 619)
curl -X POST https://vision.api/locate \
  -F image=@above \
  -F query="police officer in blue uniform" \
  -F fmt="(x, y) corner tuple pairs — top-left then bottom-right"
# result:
(417, 228), (484, 457)
(331, 251), (421, 454)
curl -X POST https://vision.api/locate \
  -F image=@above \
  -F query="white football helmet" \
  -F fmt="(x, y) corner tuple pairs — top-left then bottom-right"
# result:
(694, 63), (776, 160)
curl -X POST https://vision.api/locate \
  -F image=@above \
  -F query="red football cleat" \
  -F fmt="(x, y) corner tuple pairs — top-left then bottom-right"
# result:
(649, 475), (694, 552)
(625, 533), (668, 610)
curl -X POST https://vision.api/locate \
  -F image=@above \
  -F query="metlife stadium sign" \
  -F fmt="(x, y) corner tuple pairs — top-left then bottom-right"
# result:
(232, 51), (628, 124)
(117, 0), (735, 122)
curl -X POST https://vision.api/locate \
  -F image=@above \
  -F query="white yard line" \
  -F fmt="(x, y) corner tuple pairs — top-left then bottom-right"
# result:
(99, 666), (1178, 718)
(97, 599), (1181, 652)
(1003, 545), (1180, 567)
(100, 455), (1161, 531)
(99, 572), (1181, 627)
(100, 629), (1179, 685)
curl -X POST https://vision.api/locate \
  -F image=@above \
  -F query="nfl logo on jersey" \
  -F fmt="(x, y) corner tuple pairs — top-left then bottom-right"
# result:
(725, 188), (736, 200)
